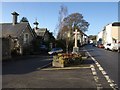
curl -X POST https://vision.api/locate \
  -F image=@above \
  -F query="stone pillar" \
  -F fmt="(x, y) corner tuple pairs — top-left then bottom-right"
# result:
(11, 11), (19, 25)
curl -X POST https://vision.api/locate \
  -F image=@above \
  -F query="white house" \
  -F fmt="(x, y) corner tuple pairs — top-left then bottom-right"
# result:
(103, 24), (113, 44)
(83, 33), (88, 45)
(97, 22), (120, 50)
(103, 23), (120, 45)
(97, 30), (103, 44)
(77, 31), (88, 46)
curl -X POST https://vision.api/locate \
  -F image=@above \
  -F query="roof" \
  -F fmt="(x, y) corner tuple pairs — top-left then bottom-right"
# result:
(1, 22), (31, 37)
(36, 28), (47, 37)
(112, 22), (120, 26)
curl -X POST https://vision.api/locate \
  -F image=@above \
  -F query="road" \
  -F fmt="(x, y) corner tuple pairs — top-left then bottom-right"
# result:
(2, 46), (119, 89)
(84, 45), (119, 86)
(2, 55), (98, 88)
(2, 55), (53, 75)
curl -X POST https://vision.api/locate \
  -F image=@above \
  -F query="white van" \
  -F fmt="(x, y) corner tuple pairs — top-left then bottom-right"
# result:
(104, 43), (113, 50)
(104, 43), (120, 51)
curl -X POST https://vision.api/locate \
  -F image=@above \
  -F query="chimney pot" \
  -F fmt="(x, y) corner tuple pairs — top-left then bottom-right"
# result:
(11, 11), (19, 25)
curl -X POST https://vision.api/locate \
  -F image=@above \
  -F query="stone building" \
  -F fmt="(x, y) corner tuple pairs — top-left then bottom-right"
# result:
(1, 11), (36, 59)
(33, 20), (55, 50)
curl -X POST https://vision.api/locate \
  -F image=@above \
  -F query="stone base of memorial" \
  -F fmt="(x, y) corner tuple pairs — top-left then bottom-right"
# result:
(79, 51), (88, 60)
(73, 47), (79, 53)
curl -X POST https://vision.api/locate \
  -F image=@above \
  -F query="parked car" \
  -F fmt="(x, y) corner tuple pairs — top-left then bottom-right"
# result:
(98, 44), (104, 48)
(117, 41), (120, 52)
(104, 43), (111, 50)
(104, 43), (119, 51)
(92, 43), (97, 47)
(118, 47), (120, 53)
(48, 48), (63, 55)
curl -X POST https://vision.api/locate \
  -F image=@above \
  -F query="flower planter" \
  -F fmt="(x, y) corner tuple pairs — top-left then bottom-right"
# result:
(52, 53), (83, 68)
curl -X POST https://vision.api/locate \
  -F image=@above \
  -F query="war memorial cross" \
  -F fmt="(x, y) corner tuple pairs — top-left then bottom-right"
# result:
(73, 29), (79, 47)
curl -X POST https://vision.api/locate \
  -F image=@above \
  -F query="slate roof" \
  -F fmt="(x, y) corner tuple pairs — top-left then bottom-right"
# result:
(1, 22), (36, 38)
(36, 28), (47, 37)
(112, 22), (120, 26)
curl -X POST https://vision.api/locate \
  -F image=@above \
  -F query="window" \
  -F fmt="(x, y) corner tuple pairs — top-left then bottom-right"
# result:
(107, 44), (111, 46)
(24, 33), (29, 43)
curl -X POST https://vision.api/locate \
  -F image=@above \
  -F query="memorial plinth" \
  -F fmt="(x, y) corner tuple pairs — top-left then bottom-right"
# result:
(73, 47), (79, 53)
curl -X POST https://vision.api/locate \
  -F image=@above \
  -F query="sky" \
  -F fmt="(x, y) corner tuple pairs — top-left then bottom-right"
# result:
(1, 2), (118, 37)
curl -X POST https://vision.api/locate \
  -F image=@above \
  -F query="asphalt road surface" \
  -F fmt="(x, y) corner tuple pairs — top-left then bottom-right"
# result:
(84, 45), (119, 87)
(2, 55), (97, 89)
(2, 46), (119, 89)
(2, 55), (53, 75)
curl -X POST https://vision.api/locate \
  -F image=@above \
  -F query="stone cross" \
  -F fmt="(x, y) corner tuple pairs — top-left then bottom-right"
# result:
(73, 29), (79, 47)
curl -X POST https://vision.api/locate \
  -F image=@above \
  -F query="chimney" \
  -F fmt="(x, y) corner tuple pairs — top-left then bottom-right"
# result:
(11, 11), (19, 25)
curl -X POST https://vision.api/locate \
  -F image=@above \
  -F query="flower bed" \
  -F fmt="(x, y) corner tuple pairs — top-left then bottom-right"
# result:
(52, 53), (83, 68)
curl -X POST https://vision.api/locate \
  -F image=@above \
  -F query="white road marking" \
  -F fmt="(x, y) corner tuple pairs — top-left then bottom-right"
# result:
(86, 50), (118, 89)
(101, 70), (107, 75)
(41, 66), (90, 70)
(90, 65), (103, 89)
